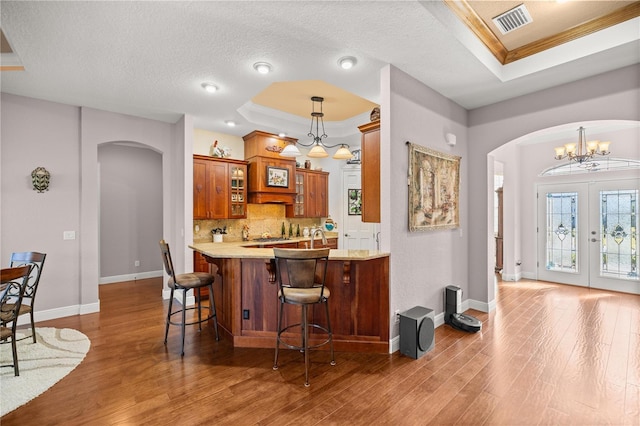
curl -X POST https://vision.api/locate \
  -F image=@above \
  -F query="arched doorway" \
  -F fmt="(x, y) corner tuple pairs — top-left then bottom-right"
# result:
(489, 120), (639, 293)
(98, 142), (163, 285)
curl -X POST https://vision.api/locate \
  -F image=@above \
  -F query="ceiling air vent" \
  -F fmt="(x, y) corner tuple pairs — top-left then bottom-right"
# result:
(492, 4), (533, 35)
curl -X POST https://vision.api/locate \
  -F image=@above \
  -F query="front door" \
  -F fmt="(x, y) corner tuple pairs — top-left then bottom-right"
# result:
(537, 179), (639, 294)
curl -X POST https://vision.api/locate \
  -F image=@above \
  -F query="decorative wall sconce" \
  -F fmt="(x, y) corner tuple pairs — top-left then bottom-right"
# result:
(31, 166), (50, 192)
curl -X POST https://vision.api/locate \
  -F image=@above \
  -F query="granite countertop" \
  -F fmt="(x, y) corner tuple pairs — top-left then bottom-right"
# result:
(190, 239), (389, 261)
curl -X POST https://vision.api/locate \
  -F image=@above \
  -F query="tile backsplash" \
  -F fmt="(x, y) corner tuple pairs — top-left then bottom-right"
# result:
(193, 204), (324, 243)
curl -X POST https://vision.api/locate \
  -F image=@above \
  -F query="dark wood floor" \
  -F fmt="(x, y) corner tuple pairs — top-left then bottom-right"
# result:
(2, 277), (639, 425)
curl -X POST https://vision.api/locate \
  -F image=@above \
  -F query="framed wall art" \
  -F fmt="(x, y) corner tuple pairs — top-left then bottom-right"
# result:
(407, 142), (461, 231)
(266, 166), (289, 188)
(348, 189), (362, 215)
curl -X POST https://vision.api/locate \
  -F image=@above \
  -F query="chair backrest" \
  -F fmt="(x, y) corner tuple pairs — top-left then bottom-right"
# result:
(159, 240), (177, 283)
(1, 265), (32, 324)
(273, 248), (330, 295)
(10, 252), (46, 301)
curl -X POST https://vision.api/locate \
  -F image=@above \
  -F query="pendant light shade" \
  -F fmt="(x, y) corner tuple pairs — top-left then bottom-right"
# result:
(280, 143), (302, 157)
(308, 145), (329, 158)
(333, 145), (353, 159)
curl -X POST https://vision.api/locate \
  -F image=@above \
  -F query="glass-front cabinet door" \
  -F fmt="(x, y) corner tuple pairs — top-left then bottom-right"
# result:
(229, 164), (247, 218)
(290, 171), (305, 217)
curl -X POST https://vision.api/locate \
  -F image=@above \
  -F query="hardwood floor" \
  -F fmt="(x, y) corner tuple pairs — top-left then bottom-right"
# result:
(2, 277), (639, 425)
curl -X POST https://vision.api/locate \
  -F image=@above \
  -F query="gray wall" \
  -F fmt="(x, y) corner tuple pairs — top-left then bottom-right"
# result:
(383, 65), (470, 338)
(99, 143), (163, 281)
(2, 64), (638, 346)
(467, 64), (639, 306)
(380, 64), (639, 344)
(1, 94), (188, 321)
(0, 94), (82, 313)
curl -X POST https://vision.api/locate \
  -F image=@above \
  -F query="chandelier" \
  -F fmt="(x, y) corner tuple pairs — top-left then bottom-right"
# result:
(554, 126), (611, 164)
(280, 96), (353, 160)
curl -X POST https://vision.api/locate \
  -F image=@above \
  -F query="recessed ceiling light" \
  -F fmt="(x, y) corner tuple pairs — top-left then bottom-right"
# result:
(201, 82), (218, 93)
(253, 62), (272, 74)
(225, 120), (237, 127)
(338, 56), (357, 70)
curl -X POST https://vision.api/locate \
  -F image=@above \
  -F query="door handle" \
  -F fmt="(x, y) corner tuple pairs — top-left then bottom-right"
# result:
(590, 238), (600, 242)
(344, 233), (349, 237)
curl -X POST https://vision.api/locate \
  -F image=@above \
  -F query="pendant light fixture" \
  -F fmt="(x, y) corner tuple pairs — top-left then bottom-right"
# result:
(554, 126), (611, 164)
(280, 96), (354, 160)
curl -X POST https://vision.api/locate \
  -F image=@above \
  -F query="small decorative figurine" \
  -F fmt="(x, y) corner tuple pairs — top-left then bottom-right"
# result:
(210, 140), (231, 158)
(370, 107), (380, 121)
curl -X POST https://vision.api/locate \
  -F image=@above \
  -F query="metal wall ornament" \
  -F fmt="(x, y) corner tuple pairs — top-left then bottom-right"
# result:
(407, 142), (461, 231)
(31, 167), (51, 193)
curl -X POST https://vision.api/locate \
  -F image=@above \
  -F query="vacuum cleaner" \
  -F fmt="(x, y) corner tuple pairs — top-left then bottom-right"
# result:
(444, 285), (482, 333)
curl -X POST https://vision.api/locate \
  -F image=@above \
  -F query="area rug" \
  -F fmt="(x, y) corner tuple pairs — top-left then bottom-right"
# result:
(0, 327), (91, 416)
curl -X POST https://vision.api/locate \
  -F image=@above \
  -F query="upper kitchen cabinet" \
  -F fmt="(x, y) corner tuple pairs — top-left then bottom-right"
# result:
(286, 168), (329, 218)
(193, 155), (248, 219)
(358, 120), (380, 223)
(243, 131), (297, 204)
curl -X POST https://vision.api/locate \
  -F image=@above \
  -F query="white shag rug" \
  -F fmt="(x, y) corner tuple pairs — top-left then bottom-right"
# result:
(0, 327), (90, 417)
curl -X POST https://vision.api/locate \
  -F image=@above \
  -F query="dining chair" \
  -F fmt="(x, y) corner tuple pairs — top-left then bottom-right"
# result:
(272, 248), (335, 387)
(1, 265), (32, 376)
(159, 240), (219, 356)
(9, 252), (46, 343)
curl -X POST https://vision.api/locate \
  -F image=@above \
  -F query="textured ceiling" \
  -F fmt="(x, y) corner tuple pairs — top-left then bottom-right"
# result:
(0, 1), (638, 142)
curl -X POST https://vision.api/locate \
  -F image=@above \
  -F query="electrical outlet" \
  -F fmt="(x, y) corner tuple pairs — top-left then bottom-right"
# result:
(134, 260), (140, 267)
(394, 309), (400, 324)
(243, 309), (250, 320)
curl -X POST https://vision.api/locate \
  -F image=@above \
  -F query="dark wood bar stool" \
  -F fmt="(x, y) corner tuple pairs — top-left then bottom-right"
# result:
(159, 240), (219, 356)
(1, 265), (32, 376)
(272, 248), (335, 387)
(9, 252), (46, 343)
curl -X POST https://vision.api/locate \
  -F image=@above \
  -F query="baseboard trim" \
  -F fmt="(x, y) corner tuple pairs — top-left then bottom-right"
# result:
(20, 301), (101, 326)
(501, 272), (522, 282)
(100, 270), (163, 284)
(468, 297), (496, 313)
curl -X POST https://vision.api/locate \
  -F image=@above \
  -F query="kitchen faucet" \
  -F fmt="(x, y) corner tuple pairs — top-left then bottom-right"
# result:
(310, 228), (327, 249)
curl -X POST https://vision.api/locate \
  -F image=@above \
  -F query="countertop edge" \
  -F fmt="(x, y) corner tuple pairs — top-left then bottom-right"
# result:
(189, 242), (390, 261)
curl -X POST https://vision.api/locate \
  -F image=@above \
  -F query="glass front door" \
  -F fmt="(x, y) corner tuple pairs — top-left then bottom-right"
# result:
(538, 179), (639, 294)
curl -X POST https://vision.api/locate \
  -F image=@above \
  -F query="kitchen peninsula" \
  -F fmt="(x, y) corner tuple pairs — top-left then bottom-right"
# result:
(190, 239), (390, 353)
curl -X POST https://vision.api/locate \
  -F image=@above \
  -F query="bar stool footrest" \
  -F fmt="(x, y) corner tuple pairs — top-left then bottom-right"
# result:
(276, 322), (332, 351)
(167, 305), (216, 327)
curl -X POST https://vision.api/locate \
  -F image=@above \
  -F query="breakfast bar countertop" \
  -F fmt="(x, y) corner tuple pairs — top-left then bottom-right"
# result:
(190, 240), (389, 261)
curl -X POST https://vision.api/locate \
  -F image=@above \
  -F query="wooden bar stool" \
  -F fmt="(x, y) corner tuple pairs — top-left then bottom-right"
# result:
(159, 240), (219, 356)
(272, 248), (335, 387)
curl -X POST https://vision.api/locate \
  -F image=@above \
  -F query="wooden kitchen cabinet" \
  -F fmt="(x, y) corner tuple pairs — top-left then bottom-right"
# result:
(193, 155), (248, 219)
(286, 168), (329, 218)
(243, 130), (297, 204)
(358, 120), (380, 223)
